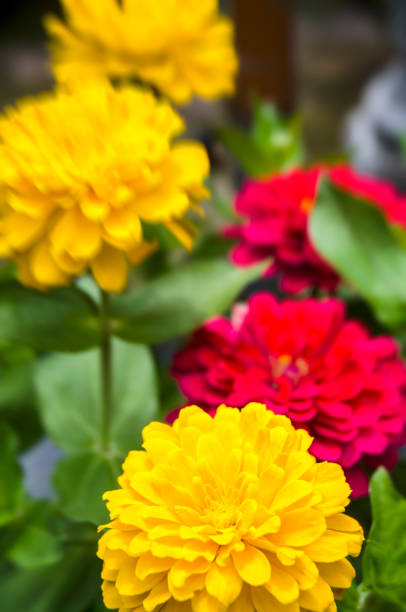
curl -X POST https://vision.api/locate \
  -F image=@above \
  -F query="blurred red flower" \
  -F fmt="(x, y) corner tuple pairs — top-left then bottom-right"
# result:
(171, 294), (406, 496)
(226, 165), (406, 293)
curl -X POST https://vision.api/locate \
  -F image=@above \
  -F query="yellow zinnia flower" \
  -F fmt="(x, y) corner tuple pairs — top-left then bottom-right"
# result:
(0, 81), (209, 292)
(45, 0), (238, 104)
(98, 403), (363, 612)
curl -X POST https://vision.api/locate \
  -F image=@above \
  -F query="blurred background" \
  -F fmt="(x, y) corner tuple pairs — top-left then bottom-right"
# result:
(1, 0), (405, 186)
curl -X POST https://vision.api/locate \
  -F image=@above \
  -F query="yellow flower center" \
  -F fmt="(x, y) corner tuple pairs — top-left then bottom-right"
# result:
(272, 354), (309, 380)
(205, 499), (237, 530)
(98, 404), (364, 612)
(300, 196), (314, 213)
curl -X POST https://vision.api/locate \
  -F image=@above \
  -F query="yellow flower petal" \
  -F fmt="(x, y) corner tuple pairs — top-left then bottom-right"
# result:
(205, 561), (242, 606)
(98, 403), (363, 612)
(251, 587), (300, 612)
(127, 239), (158, 265)
(2, 212), (46, 250)
(164, 218), (196, 251)
(51, 206), (102, 259)
(318, 559), (355, 589)
(103, 208), (142, 245)
(29, 240), (69, 286)
(265, 563), (299, 604)
(228, 585), (255, 612)
(90, 243), (128, 292)
(45, 0), (238, 104)
(298, 575), (335, 612)
(232, 544), (271, 586)
(0, 81), (208, 290)
(101, 581), (121, 609)
(143, 578), (171, 611)
(276, 509), (326, 547)
(192, 589), (226, 612)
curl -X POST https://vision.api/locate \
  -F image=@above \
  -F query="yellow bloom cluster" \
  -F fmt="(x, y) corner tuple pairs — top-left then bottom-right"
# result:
(98, 403), (363, 612)
(0, 81), (209, 292)
(45, 0), (238, 104)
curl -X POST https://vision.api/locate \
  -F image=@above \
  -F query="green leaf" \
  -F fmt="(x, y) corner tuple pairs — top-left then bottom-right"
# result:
(0, 545), (100, 612)
(3, 500), (65, 570)
(363, 468), (406, 606)
(53, 452), (120, 524)
(7, 525), (63, 570)
(0, 282), (100, 352)
(310, 179), (406, 328)
(0, 358), (34, 411)
(218, 100), (303, 178)
(342, 587), (406, 612)
(35, 338), (158, 455)
(110, 259), (264, 344)
(0, 424), (23, 526)
(217, 127), (272, 177)
(337, 582), (360, 612)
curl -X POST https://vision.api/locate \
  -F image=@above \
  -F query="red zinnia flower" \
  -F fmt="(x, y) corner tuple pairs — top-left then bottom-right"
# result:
(171, 294), (406, 496)
(226, 165), (406, 293)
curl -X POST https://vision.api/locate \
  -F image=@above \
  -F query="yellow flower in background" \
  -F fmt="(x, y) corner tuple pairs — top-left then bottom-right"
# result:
(45, 0), (238, 104)
(0, 81), (209, 292)
(98, 403), (363, 612)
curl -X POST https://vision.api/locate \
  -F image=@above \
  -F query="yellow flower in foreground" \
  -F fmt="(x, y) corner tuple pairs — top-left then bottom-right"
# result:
(98, 403), (363, 612)
(0, 81), (209, 291)
(45, 0), (238, 104)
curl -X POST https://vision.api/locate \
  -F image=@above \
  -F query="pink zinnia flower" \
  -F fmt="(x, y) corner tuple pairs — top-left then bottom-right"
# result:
(226, 165), (406, 293)
(171, 294), (406, 496)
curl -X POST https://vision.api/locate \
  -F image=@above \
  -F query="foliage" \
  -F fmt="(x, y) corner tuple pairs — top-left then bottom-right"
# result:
(110, 259), (265, 344)
(1, 0), (406, 605)
(310, 178), (406, 329)
(218, 99), (304, 178)
(338, 470), (406, 612)
(0, 251), (264, 607)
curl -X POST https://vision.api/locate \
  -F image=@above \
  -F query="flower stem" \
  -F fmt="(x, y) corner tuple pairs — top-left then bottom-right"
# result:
(100, 290), (112, 452)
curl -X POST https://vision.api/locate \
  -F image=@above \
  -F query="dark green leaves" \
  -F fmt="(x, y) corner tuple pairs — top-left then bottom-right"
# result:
(35, 339), (158, 455)
(53, 453), (120, 525)
(7, 524), (63, 570)
(0, 546), (100, 612)
(0, 255), (264, 352)
(110, 259), (264, 344)
(0, 425), (23, 526)
(35, 339), (158, 524)
(218, 100), (303, 177)
(337, 469), (406, 612)
(362, 468), (406, 607)
(337, 583), (360, 612)
(0, 283), (100, 352)
(310, 179), (406, 328)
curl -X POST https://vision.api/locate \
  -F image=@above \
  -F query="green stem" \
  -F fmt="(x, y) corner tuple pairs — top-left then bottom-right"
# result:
(100, 290), (112, 452)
